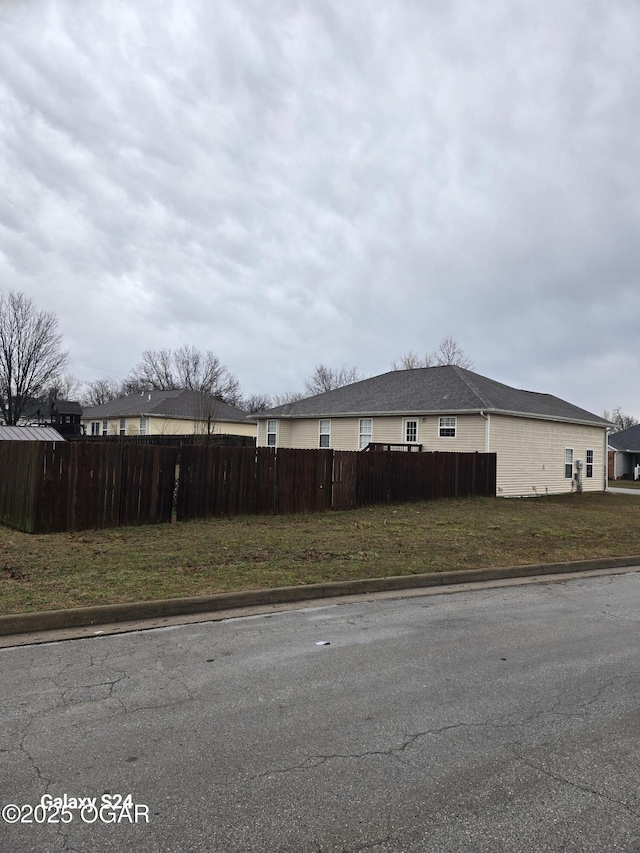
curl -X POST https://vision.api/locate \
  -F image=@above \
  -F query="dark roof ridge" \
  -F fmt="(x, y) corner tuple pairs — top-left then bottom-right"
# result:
(449, 365), (492, 408)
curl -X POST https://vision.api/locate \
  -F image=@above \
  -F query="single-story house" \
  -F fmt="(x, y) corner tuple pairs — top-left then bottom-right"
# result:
(255, 366), (611, 497)
(82, 389), (256, 439)
(608, 424), (640, 480)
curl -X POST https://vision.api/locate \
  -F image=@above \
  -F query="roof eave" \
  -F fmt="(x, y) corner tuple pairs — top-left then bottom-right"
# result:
(255, 407), (609, 426)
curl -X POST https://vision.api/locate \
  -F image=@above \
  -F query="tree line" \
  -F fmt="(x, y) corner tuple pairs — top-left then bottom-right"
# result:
(2, 289), (635, 429)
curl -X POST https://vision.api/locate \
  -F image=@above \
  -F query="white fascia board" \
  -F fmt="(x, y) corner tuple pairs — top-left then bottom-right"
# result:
(259, 408), (609, 427)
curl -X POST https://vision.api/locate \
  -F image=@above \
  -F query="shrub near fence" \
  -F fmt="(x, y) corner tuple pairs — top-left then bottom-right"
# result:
(0, 442), (496, 533)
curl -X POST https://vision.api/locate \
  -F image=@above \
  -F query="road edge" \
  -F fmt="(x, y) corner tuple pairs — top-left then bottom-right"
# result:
(2, 554), (639, 637)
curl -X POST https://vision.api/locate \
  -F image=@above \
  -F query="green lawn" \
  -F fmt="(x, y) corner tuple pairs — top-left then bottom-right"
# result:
(1, 493), (640, 616)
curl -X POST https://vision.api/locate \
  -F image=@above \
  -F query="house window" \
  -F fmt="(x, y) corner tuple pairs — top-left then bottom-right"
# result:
(90, 421), (101, 436)
(102, 420), (108, 436)
(565, 448), (574, 478)
(359, 418), (373, 449)
(319, 419), (331, 448)
(266, 419), (277, 447)
(139, 417), (149, 436)
(404, 419), (418, 444)
(586, 449), (593, 478)
(439, 416), (456, 438)
(119, 418), (126, 436)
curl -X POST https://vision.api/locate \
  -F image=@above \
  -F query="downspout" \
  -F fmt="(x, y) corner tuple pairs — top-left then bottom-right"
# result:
(479, 411), (490, 453)
(604, 428), (609, 492)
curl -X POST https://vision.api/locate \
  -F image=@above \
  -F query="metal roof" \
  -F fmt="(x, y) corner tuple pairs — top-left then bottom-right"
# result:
(0, 426), (66, 441)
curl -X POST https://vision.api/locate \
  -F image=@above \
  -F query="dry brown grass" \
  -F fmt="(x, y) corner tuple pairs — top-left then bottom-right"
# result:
(1, 493), (640, 615)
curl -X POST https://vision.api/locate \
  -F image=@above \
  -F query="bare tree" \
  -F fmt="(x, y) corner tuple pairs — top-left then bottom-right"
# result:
(124, 346), (242, 404)
(0, 290), (68, 425)
(391, 336), (474, 371)
(241, 393), (273, 414)
(189, 394), (221, 438)
(390, 349), (435, 370)
(41, 372), (82, 403)
(434, 335), (474, 368)
(603, 407), (639, 432)
(81, 378), (124, 407)
(129, 348), (175, 390)
(271, 390), (306, 407)
(304, 364), (363, 395)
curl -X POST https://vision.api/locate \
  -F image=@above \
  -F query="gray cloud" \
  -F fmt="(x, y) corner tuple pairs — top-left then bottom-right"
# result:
(0, 0), (638, 413)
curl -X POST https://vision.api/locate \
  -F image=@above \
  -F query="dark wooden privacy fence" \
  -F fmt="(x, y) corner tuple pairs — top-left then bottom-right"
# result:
(67, 433), (255, 448)
(0, 441), (177, 533)
(0, 442), (495, 532)
(176, 447), (495, 521)
(351, 449), (495, 507)
(176, 447), (334, 520)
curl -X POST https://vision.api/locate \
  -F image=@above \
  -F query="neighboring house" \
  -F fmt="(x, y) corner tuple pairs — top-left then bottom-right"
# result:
(0, 426), (65, 441)
(255, 366), (611, 498)
(81, 389), (256, 439)
(21, 398), (83, 437)
(608, 424), (640, 480)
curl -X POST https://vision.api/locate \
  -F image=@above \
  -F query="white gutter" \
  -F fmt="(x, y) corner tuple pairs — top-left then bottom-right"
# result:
(260, 408), (609, 427)
(604, 428), (610, 491)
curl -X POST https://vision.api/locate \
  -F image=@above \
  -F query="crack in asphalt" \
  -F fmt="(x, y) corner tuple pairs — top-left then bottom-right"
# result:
(507, 745), (640, 818)
(4, 584), (640, 852)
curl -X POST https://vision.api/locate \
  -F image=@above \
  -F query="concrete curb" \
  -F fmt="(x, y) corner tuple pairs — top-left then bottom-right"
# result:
(1, 555), (640, 637)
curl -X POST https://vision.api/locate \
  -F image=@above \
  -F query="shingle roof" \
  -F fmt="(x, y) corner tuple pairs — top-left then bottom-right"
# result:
(82, 390), (253, 423)
(20, 398), (83, 418)
(0, 426), (65, 441)
(608, 424), (640, 452)
(258, 366), (610, 427)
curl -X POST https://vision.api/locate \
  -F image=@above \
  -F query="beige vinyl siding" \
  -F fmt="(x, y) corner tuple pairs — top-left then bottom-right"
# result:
(488, 415), (606, 497)
(83, 416), (256, 438)
(421, 415), (486, 451)
(258, 419), (292, 447)
(288, 419), (335, 449)
(277, 419), (293, 447)
(257, 414), (486, 451)
(289, 417), (382, 450)
(256, 412), (606, 498)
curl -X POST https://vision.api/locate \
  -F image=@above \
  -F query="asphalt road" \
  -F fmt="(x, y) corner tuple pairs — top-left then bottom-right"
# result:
(2, 571), (640, 853)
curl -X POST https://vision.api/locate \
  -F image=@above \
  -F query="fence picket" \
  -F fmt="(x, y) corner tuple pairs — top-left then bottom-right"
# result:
(0, 442), (495, 532)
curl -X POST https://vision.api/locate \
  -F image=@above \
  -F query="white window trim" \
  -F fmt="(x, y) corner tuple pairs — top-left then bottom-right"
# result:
(586, 449), (594, 478)
(90, 421), (101, 436)
(404, 418), (418, 444)
(119, 418), (126, 436)
(266, 419), (278, 447)
(139, 417), (149, 436)
(359, 418), (373, 450)
(565, 448), (574, 478)
(439, 416), (457, 438)
(319, 419), (331, 448)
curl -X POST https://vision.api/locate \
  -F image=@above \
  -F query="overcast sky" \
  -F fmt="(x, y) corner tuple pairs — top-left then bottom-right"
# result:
(1, 0), (638, 415)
